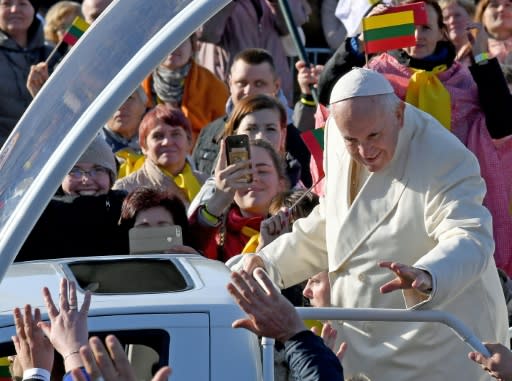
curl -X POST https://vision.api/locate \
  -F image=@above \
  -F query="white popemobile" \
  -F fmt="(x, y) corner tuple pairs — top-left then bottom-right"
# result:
(0, 1), (493, 380)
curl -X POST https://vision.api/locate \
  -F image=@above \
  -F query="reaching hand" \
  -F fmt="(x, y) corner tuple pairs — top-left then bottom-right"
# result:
(228, 268), (305, 343)
(379, 261), (432, 295)
(11, 305), (54, 373)
(38, 278), (91, 371)
(257, 208), (291, 250)
(241, 254), (267, 276)
(70, 335), (172, 381)
(311, 322), (347, 364)
(468, 343), (512, 380)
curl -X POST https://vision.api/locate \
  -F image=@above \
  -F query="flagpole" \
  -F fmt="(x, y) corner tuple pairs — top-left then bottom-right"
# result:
(276, 0), (318, 105)
(45, 40), (64, 66)
(363, 0), (384, 64)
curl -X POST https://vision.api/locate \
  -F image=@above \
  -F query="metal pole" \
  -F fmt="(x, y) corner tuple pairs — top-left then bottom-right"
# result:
(295, 307), (491, 357)
(261, 336), (275, 381)
(276, 0), (318, 104)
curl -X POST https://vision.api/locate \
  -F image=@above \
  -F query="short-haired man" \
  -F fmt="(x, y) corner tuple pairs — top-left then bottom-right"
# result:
(236, 68), (509, 380)
(191, 48), (311, 187)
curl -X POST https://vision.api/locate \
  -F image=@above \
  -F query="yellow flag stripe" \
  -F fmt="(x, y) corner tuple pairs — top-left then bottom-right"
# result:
(363, 10), (414, 30)
(72, 16), (90, 33)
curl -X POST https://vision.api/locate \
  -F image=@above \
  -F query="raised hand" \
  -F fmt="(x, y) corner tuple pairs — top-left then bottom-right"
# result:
(70, 335), (172, 381)
(11, 305), (54, 373)
(379, 261), (432, 295)
(38, 278), (91, 372)
(228, 268), (305, 343)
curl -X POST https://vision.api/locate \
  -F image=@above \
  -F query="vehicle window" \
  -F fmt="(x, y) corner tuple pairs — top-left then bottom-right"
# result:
(0, 329), (170, 381)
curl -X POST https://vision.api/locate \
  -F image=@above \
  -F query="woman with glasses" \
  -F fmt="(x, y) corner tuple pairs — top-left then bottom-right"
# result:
(16, 136), (129, 261)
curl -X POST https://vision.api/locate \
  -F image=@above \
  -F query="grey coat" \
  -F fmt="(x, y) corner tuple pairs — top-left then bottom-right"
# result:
(0, 19), (52, 146)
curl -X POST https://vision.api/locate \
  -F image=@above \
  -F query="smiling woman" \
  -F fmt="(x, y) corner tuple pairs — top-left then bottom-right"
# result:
(16, 136), (129, 261)
(113, 104), (207, 208)
(189, 139), (289, 262)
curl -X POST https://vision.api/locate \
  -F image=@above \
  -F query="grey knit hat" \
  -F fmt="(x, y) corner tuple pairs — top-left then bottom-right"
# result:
(78, 135), (117, 183)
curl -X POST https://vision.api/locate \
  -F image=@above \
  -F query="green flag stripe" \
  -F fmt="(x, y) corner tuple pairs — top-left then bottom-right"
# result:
(364, 23), (415, 42)
(0, 366), (11, 377)
(68, 24), (85, 38)
(312, 128), (324, 150)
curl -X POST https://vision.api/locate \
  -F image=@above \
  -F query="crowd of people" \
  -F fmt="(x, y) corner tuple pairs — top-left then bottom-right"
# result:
(1, 0), (512, 380)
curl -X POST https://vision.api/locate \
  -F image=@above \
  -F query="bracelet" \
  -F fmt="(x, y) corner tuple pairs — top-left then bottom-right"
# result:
(474, 52), (489, 65)
(300, 96), (316, 107)
(200, 204), (222, 226)
(63, 350), (80, 361)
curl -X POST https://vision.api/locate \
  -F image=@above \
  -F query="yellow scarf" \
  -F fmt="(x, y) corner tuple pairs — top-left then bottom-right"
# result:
(405, 65), (451, 130)
(241, 226), (260, 254)
(115, 149), (145, 179)
(162, 162), (201, 202)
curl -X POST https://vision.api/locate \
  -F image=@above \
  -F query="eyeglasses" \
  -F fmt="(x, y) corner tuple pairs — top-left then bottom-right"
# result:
(68, 166), (110, 179)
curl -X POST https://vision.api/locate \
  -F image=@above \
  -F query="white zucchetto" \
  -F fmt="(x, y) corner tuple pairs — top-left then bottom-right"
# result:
(329, 68), (394, 105)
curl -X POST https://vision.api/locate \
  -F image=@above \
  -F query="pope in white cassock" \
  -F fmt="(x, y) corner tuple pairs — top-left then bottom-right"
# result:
(234, 68), (509, 380)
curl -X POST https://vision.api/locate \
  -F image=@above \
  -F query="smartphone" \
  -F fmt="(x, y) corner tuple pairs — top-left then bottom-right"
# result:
(128, 225), (182, 254)
(225, 134), (252, 183)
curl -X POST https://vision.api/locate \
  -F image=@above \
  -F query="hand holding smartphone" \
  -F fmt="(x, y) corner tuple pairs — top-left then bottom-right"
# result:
(225, 135), (252, 183)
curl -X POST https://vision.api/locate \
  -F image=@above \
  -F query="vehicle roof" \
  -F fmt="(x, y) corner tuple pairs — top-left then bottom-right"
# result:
(0, 254), (241, 327)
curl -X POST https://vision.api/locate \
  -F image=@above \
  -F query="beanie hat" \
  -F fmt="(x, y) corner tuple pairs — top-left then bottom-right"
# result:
(329, 68), (394, 105)
(78, 135), (117, 183)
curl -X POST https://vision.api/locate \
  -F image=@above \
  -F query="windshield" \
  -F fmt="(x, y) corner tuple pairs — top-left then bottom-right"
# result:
(0, 0), (232, 280)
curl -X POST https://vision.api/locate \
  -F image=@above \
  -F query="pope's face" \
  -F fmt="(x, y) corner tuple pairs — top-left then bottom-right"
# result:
(332, 96), (404, 173)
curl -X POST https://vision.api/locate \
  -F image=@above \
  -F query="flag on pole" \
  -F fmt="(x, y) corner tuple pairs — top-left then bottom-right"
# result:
(335, 0), (391, 37)
(62, 16), (89, 46)
(45, 16), (90, 68)
(362, 2), (428, 54)
(301, 128), (325, 179)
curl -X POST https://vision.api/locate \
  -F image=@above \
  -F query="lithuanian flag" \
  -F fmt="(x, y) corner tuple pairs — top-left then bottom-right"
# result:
(62, 16), (89, 46)
(0, 357), (11, 381)
(363, 2), (427, 54)
(301, 128), (325, 179)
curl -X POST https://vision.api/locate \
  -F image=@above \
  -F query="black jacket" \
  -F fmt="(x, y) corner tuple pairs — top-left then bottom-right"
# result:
(285, 330), (344, 381)
(16, 190), (129, 261)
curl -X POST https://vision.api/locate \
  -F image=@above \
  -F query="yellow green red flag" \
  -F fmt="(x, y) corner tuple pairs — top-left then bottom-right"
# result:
(62, 16), (90, 46)
(363, 2), (428, 54)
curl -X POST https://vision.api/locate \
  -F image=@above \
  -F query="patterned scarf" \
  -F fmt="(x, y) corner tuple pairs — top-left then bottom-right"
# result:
(153, 62), (191, 106)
